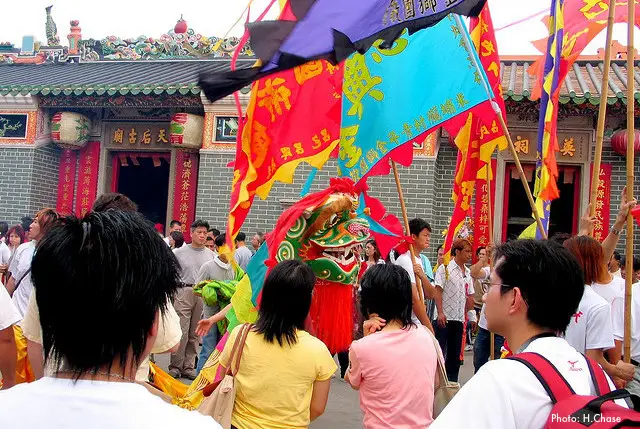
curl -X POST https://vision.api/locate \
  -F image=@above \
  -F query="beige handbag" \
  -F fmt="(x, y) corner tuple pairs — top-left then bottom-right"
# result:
(426, 327), (461, 417)
(198, 323), (251, 428)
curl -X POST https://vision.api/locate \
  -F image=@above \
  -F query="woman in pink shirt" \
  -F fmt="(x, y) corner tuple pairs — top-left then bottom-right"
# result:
(346, 264), (438, 428)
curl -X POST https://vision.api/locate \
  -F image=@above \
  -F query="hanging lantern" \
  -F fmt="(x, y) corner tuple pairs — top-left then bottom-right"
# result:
(51, 112), (91, 149)
(169, 113), (204, 150)
(610, 128), (640, 157)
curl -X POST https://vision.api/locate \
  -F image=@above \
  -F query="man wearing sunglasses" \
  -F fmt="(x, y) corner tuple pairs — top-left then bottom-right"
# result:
(431, 239), (622, 429)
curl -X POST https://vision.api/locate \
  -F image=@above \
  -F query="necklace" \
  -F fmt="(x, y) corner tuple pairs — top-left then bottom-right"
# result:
(55, 370), (135, 383)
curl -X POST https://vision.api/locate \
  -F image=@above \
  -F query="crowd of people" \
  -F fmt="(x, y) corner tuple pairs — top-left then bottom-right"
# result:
(0, 190), (640, 428)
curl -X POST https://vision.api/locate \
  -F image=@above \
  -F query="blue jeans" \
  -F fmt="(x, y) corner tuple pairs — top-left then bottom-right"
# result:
(196, 304), (220, 375)
(473, 327), (505, 373)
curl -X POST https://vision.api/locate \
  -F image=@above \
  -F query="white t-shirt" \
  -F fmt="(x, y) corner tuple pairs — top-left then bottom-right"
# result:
(475, 266), (491, 330)
(629, 283), (640, 361)
(8, 241), (36, 320)
(564, 286), (615, 353)
(0, 283), (20, 330)
(591, 277), (625, 341)
(0, 377), (221, 429)
(434, 262), (474, 322)
(430, 337), (620, 429)
(394, 251), (426, 324)
(0, 241), (11, 265)
(234, 245), (253, 271)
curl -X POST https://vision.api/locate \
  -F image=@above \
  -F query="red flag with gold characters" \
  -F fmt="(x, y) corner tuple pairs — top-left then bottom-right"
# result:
(530, 0), (640, 100)
(442, 2), (507, 265)
(227, 61), (344, 240)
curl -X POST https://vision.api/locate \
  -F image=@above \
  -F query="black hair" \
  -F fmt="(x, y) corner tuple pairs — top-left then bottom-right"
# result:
(0, 221), (8, 240)
(409, 218), (432, 237)
(254, 260), (315, 346)
(169, 220), (182, 228)
(620, 256), (640, 271)
(92, 193), (137, 213)
(437, 244), (443, 252)
(549, 232), (572, 246)
(209, 228), (221, 236)
(215, 233), (226, 248)
(493, 239), (584, 335)
(32, 211), (181, 379)
(236, 232), (246, 242)
(359, 264), (414, 329)
(170, 231), (184, 248)
(191, 219), (210, 231)
(205, 236), (214, 242)
(21, 216), (33, 234)
(613, 251), (621, 262)
(476, 246), (486, 257)
(365, 239), (381, 262)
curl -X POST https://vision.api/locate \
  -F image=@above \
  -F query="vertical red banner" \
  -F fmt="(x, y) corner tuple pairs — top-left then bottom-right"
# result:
(590, 163), (611, 242)
(56, 149), (77, 215)
(75, 142), (101, 217)
(473, 159), (497, 255)
(172, 151), (198, 242)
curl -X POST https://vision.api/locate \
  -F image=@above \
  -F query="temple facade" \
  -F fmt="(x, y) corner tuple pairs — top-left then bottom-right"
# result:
(0, 13), (638, 255)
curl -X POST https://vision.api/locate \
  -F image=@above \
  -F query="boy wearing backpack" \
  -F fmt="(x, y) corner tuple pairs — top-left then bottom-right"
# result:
(431, 240), (638, 429)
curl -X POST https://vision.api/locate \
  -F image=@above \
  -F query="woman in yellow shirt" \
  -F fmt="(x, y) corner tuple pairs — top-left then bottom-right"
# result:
(219, 260), (337, 429)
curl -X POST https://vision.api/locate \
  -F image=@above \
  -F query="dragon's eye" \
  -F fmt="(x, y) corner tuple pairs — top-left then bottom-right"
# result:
(325, 214), (339, 229)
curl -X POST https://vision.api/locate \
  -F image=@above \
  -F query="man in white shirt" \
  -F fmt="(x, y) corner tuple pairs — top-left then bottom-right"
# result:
(251, 232), (264, 253)
(609, 251), (622, 277)
(431, 240), (620, 429)
(433, 238), (474, 382)
(163, 220), (182, 246)
(0, 210), (220, 429)
(0, 284), (20, 389)
(233, 232), (253, 271)
(393, 218), (436, 328)
(625, 280), (640, 396)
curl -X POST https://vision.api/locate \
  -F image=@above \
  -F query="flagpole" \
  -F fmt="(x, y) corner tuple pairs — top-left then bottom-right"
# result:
(624, 0), (635, 364)
(453, 14), (547, 240)
(589, 1), (617, 231)
(391, 160), (425, 303)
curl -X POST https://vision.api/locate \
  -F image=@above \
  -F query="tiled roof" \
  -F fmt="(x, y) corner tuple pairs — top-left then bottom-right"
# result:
(501, 60), (640, 104)
(0, 59), (254, 96)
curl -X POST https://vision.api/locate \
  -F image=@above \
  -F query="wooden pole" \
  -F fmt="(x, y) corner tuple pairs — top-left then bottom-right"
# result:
(589, 2), (617, 230)
(624, 1), (635, 363)
(391, 160), (424, 302)
(495, 114), (548, 239)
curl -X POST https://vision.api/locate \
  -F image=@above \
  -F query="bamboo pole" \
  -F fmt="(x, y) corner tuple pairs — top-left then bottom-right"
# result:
(624, 1), (635, 363)
(495, 114), (548, 239)
(391, 160), (424, 302)
(589, 2), (617, 232)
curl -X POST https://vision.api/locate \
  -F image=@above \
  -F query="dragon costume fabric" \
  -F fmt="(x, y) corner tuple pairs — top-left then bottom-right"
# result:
(149, 178), (402, 409)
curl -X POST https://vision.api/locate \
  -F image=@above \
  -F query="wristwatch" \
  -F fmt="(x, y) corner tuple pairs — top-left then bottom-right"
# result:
(612, 227), (623, 236)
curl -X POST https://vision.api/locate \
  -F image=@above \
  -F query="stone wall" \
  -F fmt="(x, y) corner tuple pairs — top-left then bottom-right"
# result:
(0, 144), (60, 224)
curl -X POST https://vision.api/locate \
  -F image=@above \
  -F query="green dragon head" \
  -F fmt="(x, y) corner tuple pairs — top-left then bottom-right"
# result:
(275, 192), (370, 284)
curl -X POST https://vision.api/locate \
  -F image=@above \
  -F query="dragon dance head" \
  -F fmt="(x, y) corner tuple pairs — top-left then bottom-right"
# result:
(276, 192), (370, 285)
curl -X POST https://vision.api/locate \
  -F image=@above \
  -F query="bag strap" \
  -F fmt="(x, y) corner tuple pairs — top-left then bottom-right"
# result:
(425, 326), (450, 386)
(230, 323), (252, 376)
(14, 267), (31, 292)
(583, 354), (611, 396)
(225, 323), (251, 376)
(509, 352), (575, 403)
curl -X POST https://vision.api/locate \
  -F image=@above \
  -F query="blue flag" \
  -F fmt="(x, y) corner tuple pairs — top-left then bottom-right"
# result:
(337, 14), (493, 184)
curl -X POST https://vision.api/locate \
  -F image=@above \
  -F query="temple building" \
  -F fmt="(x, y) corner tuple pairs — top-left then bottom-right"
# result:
(0, 12), (638, 252)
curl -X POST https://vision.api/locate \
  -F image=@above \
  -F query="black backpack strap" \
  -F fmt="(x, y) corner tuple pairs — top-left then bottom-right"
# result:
(509, 352), (575, 404)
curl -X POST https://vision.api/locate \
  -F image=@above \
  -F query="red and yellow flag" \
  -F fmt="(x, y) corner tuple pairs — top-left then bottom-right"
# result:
(227, 61), (344, 240)
(442, 3), (507, 265)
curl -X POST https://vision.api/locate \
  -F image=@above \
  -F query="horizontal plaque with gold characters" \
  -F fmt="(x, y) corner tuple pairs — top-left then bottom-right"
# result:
(503, 129), (590, 164)
(104, 123), (171, 150)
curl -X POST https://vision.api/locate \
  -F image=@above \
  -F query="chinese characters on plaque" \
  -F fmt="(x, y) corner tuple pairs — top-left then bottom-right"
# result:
(172, 151), (198, 242)
(56, 149), (77, 215)
(510, 131), (585, 163)
(107, 124), (169, 148)
(74, 142), (100, 217)
(589, 164), (611, 242)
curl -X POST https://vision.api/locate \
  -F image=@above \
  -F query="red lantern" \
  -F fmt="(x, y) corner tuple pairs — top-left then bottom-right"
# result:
(610, 129), (640, 156)
(174, 16), (188, 34)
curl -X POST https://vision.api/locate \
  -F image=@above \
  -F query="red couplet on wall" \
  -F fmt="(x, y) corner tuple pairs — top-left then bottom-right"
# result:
(473, 159), (497, 255)
(172, 151), (198, 242)
(75, 142), (100, 217)
(589, 163), (612, 242)
(56, 149), (77, 215)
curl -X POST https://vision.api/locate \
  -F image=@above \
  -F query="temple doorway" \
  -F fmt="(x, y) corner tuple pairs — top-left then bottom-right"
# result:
(502, 163), (581, 241)
(111, 152), (171, 225)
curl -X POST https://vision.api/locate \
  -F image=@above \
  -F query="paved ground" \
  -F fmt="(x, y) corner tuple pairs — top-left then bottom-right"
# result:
(155, 348), (477, 429)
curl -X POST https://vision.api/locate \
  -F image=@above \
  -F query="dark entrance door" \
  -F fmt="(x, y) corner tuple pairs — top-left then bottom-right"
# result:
(502, 163), (581, 241)
(113, 153), (170, 225)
